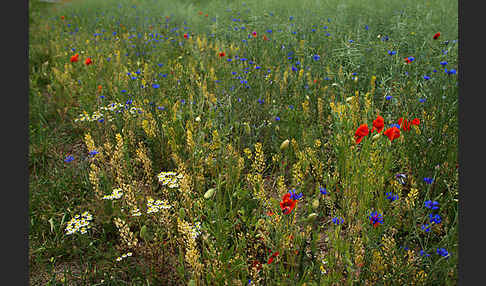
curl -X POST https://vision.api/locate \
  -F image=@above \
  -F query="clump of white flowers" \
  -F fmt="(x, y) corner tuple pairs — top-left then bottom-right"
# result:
(102, 188), (124, 200)
(115, 252), (133, 262)
(146, 197), (172, 214)
(65, 211), (93, 235)
(157, 171), (183, 188)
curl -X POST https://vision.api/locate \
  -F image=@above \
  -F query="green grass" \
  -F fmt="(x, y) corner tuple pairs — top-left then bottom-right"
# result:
(29, 0), (458, 284)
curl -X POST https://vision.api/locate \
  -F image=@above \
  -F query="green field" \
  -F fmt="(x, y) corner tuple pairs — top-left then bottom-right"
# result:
(29, 0), (458, 284)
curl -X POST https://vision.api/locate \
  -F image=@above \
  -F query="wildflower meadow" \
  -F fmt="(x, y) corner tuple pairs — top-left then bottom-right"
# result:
(29, 0), (458, 284)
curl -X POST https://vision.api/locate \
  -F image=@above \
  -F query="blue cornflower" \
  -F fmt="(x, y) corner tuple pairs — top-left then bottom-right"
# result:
(388, 50), (397, 55)
(257, 98), (264, 104)
(446, 68), (457, 75)
(385, 95), (392, 100)
(385, 192), (399, 201)
(365, 25), (369, 30)
(64, 155), (74, 163)
(255, 66), (261, 70)
(368, 211), (383, 227)
(420, 250), (430, 257)
(157, 106), (165, 110)
(289, 189), (303, 200)
(425, 200), (439, 210)
(319, 187), (327, 195)
(121, 89), (127, 93)
(295, 61), (300, 65)
(390, 123), (401, 129)
(423, 177), (434, 184)
(423, 75), (431, 80)
(291, 66), (298, 72)
(99, 95), (105, 99)
(419, 98), (426, 103)
(429, 214), (442, 224)
(436, 248), (449, 258)
(88, 150), (99, 157)
(266, 29), (272, 33)
(433, 69), (437, 73)
(288, 105), (294, 110)
(181, 99), (186, 104)
(440, 61), (448, 66)
(332, 217), (344, 225)
(126, 99), (132, 105)
(325, 32), (331, 37)
(313, 54), (320, 61)
(421, 224), (431, 232)
(107, 57), (111, 62)
(349, 39), (354, 43)
(275, 116), (280, 121)
(289, 16), (294, 21)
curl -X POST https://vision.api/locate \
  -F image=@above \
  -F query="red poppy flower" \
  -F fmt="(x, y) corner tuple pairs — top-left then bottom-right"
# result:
(433, 32), (440, 40)
(280, 193), (296, 215)
(205, 14), (208, 17)
(198, 11), (203, 15)
(384, 126), (401, 142)
(263, 35), (268, 41)
(252, 31), (257, 37)
(398, 117), (411, 131)
(97, 85), (102, 92)
(404, 57), (412, 64)
(183, 33), (188, 39)
(70, 53), (79, 63)
(61, 16), (65, 20)
(354, 124), (369, 144)
(411, 118), (420, 126)
(219, 52), (225, 57)
(85, 57), (93, 65)
(371, 115), (385, 133)
(267, 251), (279, 264)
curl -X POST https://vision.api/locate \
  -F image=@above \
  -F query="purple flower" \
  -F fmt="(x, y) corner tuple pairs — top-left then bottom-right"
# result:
(319, 187), (327, 195)
(436, 248), (449, 258)
(64, 155), (74, 163)
(332, 217), (344, 225)
(425, 200), (439, 210)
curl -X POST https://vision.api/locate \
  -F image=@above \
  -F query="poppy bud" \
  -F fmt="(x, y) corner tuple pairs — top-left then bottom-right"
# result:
(307, 213), (318, 222)
(140, 225), (152, 241)
(179, 208), (186, 220)
(204, 188), (215, 199)
(280, 139), (290, 151)
(243, 122), (251, 135)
